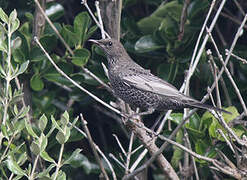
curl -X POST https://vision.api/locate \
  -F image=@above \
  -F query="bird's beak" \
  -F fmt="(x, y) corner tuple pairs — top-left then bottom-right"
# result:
(88, 39), (100, 45)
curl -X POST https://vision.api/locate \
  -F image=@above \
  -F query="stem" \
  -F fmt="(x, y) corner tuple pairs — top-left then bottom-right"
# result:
(53, 144), (64, 180)
(30, 155), (39, 180)
(0, 19), (13, 146)
(3, 21), (12, 125)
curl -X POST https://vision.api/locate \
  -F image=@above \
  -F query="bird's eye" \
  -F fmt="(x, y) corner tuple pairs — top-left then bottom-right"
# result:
(108, 41), (112, 47)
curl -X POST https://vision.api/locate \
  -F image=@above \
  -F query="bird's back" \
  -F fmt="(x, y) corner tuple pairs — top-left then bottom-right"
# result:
(108, 62), (188, 111)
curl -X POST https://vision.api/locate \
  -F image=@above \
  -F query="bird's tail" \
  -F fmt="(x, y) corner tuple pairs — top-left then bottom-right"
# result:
(188, 101), (231, 114)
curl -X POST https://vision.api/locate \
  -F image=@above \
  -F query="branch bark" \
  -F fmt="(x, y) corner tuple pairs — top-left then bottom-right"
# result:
(124, 120), (179, 180)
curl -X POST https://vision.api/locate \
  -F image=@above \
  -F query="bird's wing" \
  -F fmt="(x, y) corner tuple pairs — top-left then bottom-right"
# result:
(122, 72), (189, 99)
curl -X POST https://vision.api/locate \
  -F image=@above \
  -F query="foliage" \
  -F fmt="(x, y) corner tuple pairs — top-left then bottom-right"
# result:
(0, 0), (247, 179)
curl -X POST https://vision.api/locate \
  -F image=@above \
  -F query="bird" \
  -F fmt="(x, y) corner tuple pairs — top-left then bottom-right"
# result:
(89, 38), (230, 115)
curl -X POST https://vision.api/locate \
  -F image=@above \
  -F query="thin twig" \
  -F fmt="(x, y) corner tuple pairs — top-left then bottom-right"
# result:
(81, 114), (109, 180)
(109, 153), (126, 169)
(81, 0), (110, 38)
(220, 11), (247, 30)
(217, 129), (235, 153)
(184, 0), (226, 96)
(34, 36), (125, 117)
(95, 1), (106, 39)
(69, 120), (117, 180)
(125, 132), (134, 175)
(207, 50), (222, 109)
(206, 19), (247, 116)
(34, 0), (111, 91)
(113, 134), (127, 156)
(225, 49), (247, 64)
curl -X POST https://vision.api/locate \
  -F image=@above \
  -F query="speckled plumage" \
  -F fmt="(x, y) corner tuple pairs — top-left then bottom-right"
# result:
(90, 38), (229, 114)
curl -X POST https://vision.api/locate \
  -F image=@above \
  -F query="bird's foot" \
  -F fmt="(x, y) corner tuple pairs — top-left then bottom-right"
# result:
(129, 108), (155, 118)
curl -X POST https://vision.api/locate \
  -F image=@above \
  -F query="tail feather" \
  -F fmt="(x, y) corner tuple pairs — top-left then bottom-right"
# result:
(189, 101), (231, 114)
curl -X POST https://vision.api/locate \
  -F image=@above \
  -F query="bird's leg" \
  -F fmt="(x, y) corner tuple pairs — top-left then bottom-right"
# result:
(130, 108), (155, 117)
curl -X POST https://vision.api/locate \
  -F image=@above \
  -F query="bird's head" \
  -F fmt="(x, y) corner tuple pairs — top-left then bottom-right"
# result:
(89, 39), (129, 65)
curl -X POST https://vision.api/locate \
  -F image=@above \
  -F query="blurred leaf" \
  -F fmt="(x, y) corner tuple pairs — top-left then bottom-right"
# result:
(61, 25), (78, 47)
(72, 48), (90, 66)
(195, 139), (209, 155)
(40, 133), (48, 152)
(39, 114), (48, 132)
(135, 35), (164, 53)
(171, 129), (183, 168)
(37, 164), (56, 179)
(69, 152), (98, 174)
(56, 131), (66, 144)
(187, 0), (209, 21)
(40, 35), (57, 52)
(25, 118), (38, 138)
(30, 141), (40, 155)
(201, 106), (242, 140)
(30, 74), (44, 91)
(6, 155), (26, 176)
(14, 60), (29, 77)
(74, 12), (91, 45)
(153, 1), (182, 21)
(61, 111), (69, 125)
(85, 25), (98, 41)
(157, 62), (178, 82)
(169, 113), (183, 124)
(0, 8), (8, 23)
(138, 16), (163, 34)
(13, 48), (25, 63)
(11, 36), (22, 50)
(46, 3), (64, 21)
(63, 148), (82, 165)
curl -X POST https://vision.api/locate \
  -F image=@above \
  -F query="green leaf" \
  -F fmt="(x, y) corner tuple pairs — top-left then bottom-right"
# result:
(61, 111), (69, 125)
(61, 25), (78, 47)
(63, 148), (82, 165)
(201, 106), (242, 141)
(64, 127), (71, 143)
(56, 131), (66, 144)
(1, 124), (8, 137)
(137, 16), (163, 34)
(40, 133), (48, 152)
(71, 48), (90, 66)
(14, 60), (29, 77)
(9, 9), (17, 23)
(6, 155), (26, 176)
(30, 74), (44, 91)
(11, 36), (22, 50)
(153, 1), (182, 21)
(0, 8), (8, 23)
(169, 113), (183, 124)
(39, 114), (48, 132)
(40, 35), (57, 52)
(85, 25), (98, 41)
(40, 151), (55, 163)
(51, 115), (63, 132)
(10, 19), (20, 34)
(157, 62), (178, 82)
(37, 164), (55, 178)
(13, 49), (25, 63)
(195, 139), (209, 155)
(68, 152), (95, 174)
(135, 35), (164, 53)
(25, 118), (38, 138)
(171, 129), (183, 168)
(0, 64), (6, 77)
(74, 12), (91, 45)
(30, 141), (40, 156)
(0, 35), (7, 53)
